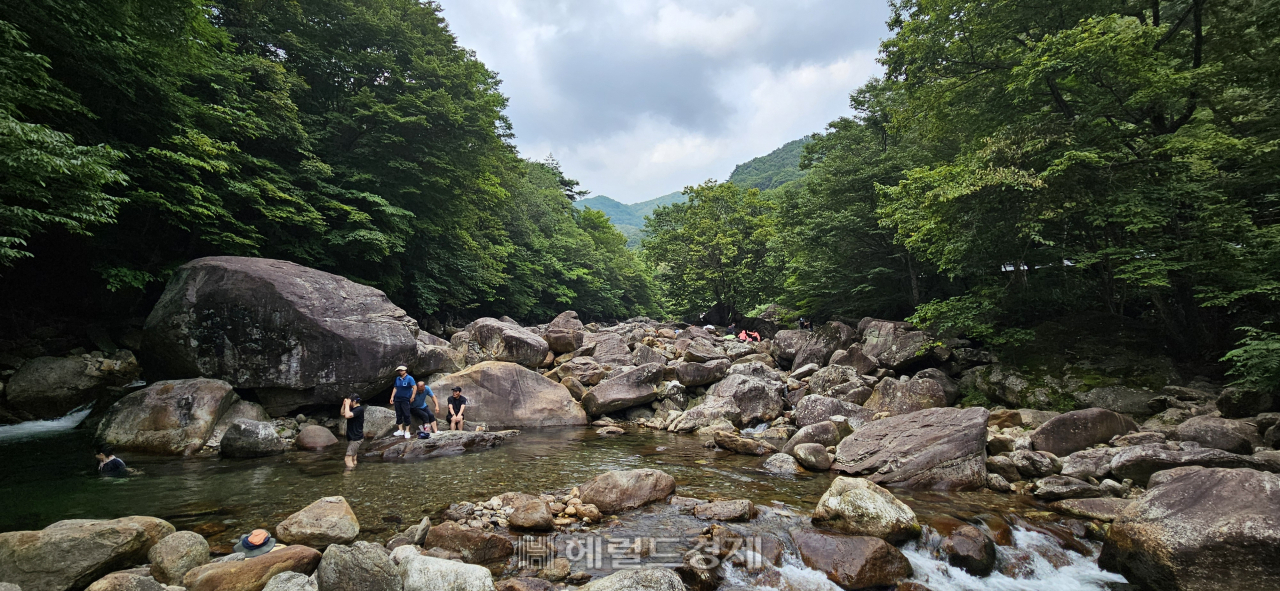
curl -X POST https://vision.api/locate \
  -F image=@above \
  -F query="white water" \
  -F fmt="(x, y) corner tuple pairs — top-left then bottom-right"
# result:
(0, 405), (92, 443)
(740, 423), (770, 435)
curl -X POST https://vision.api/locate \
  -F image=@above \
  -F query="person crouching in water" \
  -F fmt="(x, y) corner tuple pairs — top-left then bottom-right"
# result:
(411, 380), (439, 438)
(340, 394), (365, 471)
(95, 444), (128, 478)
(390, 365), (416, 439)
(447, 386), (467, 430)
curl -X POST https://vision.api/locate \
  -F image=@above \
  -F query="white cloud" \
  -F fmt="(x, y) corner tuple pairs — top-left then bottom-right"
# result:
(646, 4), (761, 57)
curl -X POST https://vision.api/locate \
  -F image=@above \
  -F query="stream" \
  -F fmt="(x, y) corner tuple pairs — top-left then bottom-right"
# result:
(0, 418), (1131, 590)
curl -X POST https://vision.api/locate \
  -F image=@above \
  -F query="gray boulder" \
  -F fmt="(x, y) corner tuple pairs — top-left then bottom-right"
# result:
(1108, 444), (1275, 486)
(1030, 408), (1138, 457)
(1061, 447), (1122, 481)
(713, 431), (778, 456)
(317, 541), (401, 591)
(864, 376), (946, 417)
(1074, 386), (1162, 415)
(206, 396), (271, 447)
(810, 477), (920, 543)
(581, 363), (663, 416)
(793, 443), (832, 471)
(726, 361), (783, 383)
(808, 366), (863, 397)
(265, 572), (319, 591)
(544, 311), (585, 354)
(763, 453), (803, 474)
(791, 395), (869, 428)
(793, 322), (857, 369)
(379, 430), (518, 459)
(579, 567), (683, 591)
(391, 546), (494, 591)
(5, 351), (140, 420)
(1033, 475), (1103, 501)
(142, 256), (431, 415)
(583, 333), (631, 367)
(220, 419), (287, 458)
(860, 319), (936, 371)
(672, 359), (729, 387)
(769, 330), (810, 367)
(148, 530), (209, 585)
(96, 379), (237, 456)
(780, 421), (841, 455)
(1175, 414), (1261, 454)
(630, 344), (666, 367)
(706, 373), (785, 426)
(557, 357), (607, 386)
(432, 362), (587, 429)
(579, 469), (676, 514)
(833, 407), (990, 490)
(0, 516), (174, 591)
(276, 496), (360, 549)
(465, 318), (549, 368)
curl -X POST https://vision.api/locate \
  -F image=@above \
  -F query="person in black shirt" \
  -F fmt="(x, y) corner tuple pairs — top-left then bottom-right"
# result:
(95, 444), (128, 478)
(341, 394), (366, 471)
(447, 387), (468, 431)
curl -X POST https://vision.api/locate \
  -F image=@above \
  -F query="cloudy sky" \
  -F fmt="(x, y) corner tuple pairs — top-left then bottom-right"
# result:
(436, 1), (893, 203)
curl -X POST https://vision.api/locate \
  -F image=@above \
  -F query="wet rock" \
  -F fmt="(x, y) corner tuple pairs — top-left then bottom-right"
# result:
(316, 541), (399, 591)
(578, 469), (676, 514)
(1175, 415), (1261, 454)
(694, 500), (755, 522)
(986, 473), (1012, 492)
(96, 378), (237, 456)
(1034, 475), (1103, 501)
(810, 477), (920, 543)
(833, 407), (990, 490)
(939, 524), (996, 576)
(578, 567), (683, 591)
(789, 528), (912, 589)
(791, 395), (870, 428)
(713, 431), (777, 456)
(148, 531), (209, 585)
(536, 557), (571, 582)
(1108, 444), (1274, 486)
(763, 453), (803, 475)
(263, 571), (318, 591)
(207, 398), (273, 446)
(864, 376), (947, 417)
(1030, 408), (1138, 457)
(1101, 468), (1280, 591)
(183, 545), (321, 591)
(1050, 498), (1134, 522)
(421, 522), (514, 565)
(793, 443), (832, 471)
(508, 499), (554, 531)
(276, 497), (360, 549)
(432, 362), (587, 429)
(391, 545), (494, 591)
(378, 429), (518, 460)
(0, 516), (173, 591)
(596, 426), (625, 435)
(220, 419), (287, 458)
(6, 351), (140, 420)
(582, 363), (664, 416)
(143, 257), (429, 414)
(295, 425), (339, 450)
(85, 572), (166, 591)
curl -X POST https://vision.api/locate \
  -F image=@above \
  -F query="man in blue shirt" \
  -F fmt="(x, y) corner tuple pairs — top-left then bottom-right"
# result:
(411, 380), (439, 437)
(390, 365), (416, 438)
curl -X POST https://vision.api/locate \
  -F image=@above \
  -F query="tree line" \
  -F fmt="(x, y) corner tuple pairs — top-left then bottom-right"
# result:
(643, 0), (1279, 395)
(0, 0), (656, 324)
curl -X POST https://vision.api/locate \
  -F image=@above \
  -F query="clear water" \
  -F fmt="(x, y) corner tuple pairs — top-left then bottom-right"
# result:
(0, 420), (1128, 590)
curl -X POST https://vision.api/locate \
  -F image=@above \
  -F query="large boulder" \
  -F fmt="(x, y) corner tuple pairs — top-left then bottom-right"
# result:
(543, 311), (585, 354)
(579, 469), (676, 514)
(85, 572), (166, 591)
(207, 397), (272, 447)
(713, 431), (778, 456)
(833, 407), (990, 490)
(0, 517), (174, 591)
(780, 421), (842, 455)
(863, 376), (946, 417)
(939, 524), (996, 577)
(465, 318), (549, 368)
(507, 499), (554, 531)
(581, 363), (664, 416)
(672, 359), (729, 387)
(96, 378), (237, 455)
(807, 366), (863, 398)
(183, 545), (321, 591)
(316, 541), (400, 591)
(5, 351), (140, 419)
(557, 357), (607, 386)
(793, 322), (857, 369)
(220, 419), (287, 458)
(682, 341), (727, 363)
(392, 546), (494, 591)
(432, 362), (587, 429)
(793, 443), (832, 471)
(792, 395), (869, 428)
(1029, 408), (1138, 457)
(1101, 468), (1280, 591)
(706, 373), (785, 426)
(789, 529), (912, 589)
(378, 430), (518, 459)
(578, 567), (683, 591)
(583, 333), (631, 367)
(1174, 415), (1261, 454)
(275, 497), (360, 549)
(1073, 386), (1163, 415)
(295, 425), (339, 450)
(149, 530), (210, 585)
(1107, 444), (1274, 486)
(769, 330), (810, 367)
(421, 522), (513, 565)
(859, 319), (936, 371)
(810, 477), (921, 543)
(142, 256), (431, 415)
(264, 572), (318, 591)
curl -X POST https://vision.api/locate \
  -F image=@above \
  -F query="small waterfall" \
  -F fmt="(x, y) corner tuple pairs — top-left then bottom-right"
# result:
(0, 405), (93, 443)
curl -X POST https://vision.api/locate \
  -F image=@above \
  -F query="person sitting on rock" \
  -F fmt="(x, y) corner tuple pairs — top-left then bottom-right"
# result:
(738, 329), (749, 340)
(447, 386), (468, 431)
(748, 331), (761, 342)
(411, 380), (439, 438)
(95, 444), (128, 478)
(390, 365), (416, 439)
(340, 394), (365, 471)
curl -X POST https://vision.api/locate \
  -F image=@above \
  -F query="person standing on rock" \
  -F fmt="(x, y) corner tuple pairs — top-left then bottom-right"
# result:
(340, 394), (365, 471)
(447, 386), (467, 430)
(411, 380), (439, 437)
(391, 365), (416, 438)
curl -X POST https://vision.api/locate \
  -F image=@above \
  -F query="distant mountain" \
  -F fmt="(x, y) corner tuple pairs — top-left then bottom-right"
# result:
(576, 191), (686, 228)
(728, 137), (812, 191)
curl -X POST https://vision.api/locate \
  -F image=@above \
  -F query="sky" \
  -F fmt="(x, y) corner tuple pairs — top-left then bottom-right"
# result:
(436, 0), (893, 204)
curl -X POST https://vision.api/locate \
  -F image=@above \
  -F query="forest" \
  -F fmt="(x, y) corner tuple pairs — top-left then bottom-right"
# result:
(1, 0), (1277, 396)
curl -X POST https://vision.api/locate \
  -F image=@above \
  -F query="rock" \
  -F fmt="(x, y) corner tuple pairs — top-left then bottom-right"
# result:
(1108, 445), (1274, 486)
(557, 357), (607, 386)
(808, 366), (863, 398)
(508, 499), (554, 531)
(96, 379), (237, 456)
(768, 330), (809, 366)
(596, 426), (625, 435)
(860, 320), (936, 371)
(1033, 475), (1103, 501)
(631, 343), (666, 367)
(987, 409), (1023, 428)
(1008, 449), (1059, 479)
(1030, 408), (1138, 457)
(85, 572), (168, 591)
(0, 516), (174, 591)
(810, 477), (920, 543)
(579, 469), (676, 514)
(713, 431), (777, 456)
(672, 359), (729, 387)
(6, 351), (140, 419)
(420, 522), (513, 565)
(1112, 431), (1166, 447)
(182, 545), (321, 591)
(693, 500), (755, 522)
(986, 473), (1012, 492)
(789, 529), (912, 590)
(790, 363), (820, 380)
(683, 341), (727, 363)
(276, 497), (360, 549)
(914, 368), (960, 405)
(496, 578), (553, 591)
(791, 395), (871, 428)
(295, 425), (339, 450)
(726, 361), (784, 383)
(1018, 409), (1060, 428)
(763, 453), (803, 474)
(1215, 387), (1273, 419)
(781, 422), (842, 455)
(793, 322), (858, 369)
(833, 407), (990, 490)
(316, 541), (399, 591)
(1146, 466), (1206, 489)
(863, 376), (946, 417)
(707, 374), (785, 426)
(583, 333), (631, 367)
(465, 318), (549, 368)
(143, 256), (429, 415)
(220, 419), (287, 458)
(1101, 468), (1280, 591)
(392, 546), (494, 591)
(578, 567), (682, 591)
(354, 406), (397, 439)
(792, 443), (832, 471)
(1073, 386), (1161, 415)
(939, 525), (995, 576)
(207, 397), (272, 447)
(432, 362), (587, 429)
(544, 311), (585, 354)
(149, 531), (210, 585)
(581, 363), (664, 416)
(985, 455), (1022, 483)
(1049, 498), (1134, 522)
(1175, 415), (1261, 454)
(1061, 447), (1121, 481)
(414, 344), (465, 377)
(263, 572), (318, 591)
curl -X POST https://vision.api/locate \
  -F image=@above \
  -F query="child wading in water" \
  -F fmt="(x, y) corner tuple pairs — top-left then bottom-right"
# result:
(340, 394), (365, 471)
